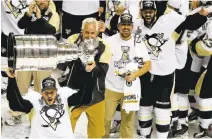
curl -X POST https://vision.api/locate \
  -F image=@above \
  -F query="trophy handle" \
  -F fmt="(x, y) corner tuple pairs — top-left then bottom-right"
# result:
(7, 33), (17, 72)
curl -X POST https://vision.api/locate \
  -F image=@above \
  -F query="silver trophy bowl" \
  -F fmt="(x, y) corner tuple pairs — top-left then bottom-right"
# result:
(5, 33), (90, 71)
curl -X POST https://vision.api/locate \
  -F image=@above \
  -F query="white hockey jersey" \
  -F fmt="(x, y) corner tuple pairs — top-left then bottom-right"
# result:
(140, 8), (186, 75)
(62, 0), (99, 15)
(174, 0), (189, 70)
(187, 7), (212, 42)
(23, 87), (76, 139)
(1, 0), (32, 35)
(188, 11), (212, 72)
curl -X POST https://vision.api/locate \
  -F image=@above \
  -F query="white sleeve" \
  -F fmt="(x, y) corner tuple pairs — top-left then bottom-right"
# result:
(58, 87), (77, 100)
(166, 11), (186, 33)
(175, 41), (188, 69)
(179, 0), (189, 15)
(22, 91), (41, 105)
(135, 41), (150, 62)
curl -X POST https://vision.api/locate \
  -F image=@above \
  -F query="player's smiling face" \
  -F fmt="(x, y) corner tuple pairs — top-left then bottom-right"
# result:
(141, 9), (156, 26)
(118, 23), (133, 39)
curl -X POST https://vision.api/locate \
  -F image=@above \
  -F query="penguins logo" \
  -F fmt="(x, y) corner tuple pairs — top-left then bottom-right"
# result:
(5, 0), (28, 18)
(40, 104), (65, 130)
(144, 33), (168, 58)
(113, 0), (122, 11)
(65, 29), (72, 35)
(133, 57), (144, 68)
(114, 46), (131, 68)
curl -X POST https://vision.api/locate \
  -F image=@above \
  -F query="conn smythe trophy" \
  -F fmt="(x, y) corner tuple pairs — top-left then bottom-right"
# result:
(4, 33), (99, 71)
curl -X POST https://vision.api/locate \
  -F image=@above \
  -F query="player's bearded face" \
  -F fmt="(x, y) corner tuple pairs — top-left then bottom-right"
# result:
(36, 0), (50, 11)
(118, 23), (133, 38)
(42, 89), (57, 105)
(141, 9), (156, 25)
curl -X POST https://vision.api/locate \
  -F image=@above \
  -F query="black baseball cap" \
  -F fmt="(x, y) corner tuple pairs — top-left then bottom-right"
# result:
(42, 77), (57, 92)
(140, 0), (156, 10)
(119, 13), (133, 25)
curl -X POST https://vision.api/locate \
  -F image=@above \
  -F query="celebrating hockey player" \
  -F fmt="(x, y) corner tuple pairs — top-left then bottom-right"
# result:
(190, 12), (212, 138)
(169, 1), (212, 138)
(6, 68), (76, 138)
(137, 0), (210, 138)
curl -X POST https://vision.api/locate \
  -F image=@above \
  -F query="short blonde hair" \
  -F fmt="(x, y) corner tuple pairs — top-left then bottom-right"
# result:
(81, 18), (98, 31)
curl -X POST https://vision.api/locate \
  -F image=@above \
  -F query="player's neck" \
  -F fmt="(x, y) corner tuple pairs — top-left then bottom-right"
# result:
(120, 34), (131, 41)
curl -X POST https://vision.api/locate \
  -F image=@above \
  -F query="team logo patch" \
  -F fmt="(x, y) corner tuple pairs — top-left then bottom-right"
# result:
(43, 16), (50, 21)
(65, 29), (72, 35)
(144, 33), (168, 59)
(1, 48), (7, 54)
(5, 0), (28, 18)
(40, 103), (65, 130)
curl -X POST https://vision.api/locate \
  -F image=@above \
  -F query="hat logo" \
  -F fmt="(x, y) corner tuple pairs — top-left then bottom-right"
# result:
(145, 2), (153, 7)
(143, 1), (155, 9)
(44, 79), (54, 85)
(122, 15), (131, 20)
(47, 82), (52, 86)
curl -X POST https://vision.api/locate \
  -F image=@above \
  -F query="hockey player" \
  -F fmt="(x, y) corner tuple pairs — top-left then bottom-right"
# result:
(167, 0), (190, 138)
(137, 0), (210, 138)
(6, 68), (76, 138)
(191, 19), (212, 138)
(1, 0), (30, 126)
(187, 0), (212, 124)
(169, 1), (212, 138)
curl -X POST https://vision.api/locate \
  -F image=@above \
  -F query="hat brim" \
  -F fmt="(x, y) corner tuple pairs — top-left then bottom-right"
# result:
(142, 7), (156, 10)
(119, 21), (133, 25)
(42, 87), (57, 92)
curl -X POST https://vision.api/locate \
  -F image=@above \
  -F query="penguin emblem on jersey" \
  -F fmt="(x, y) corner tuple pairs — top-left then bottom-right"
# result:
(5, 0), (28, 18)
(65, 29), (72, 35)
(144, 33), (168, 59)
(114, 46), (131, 68)
(40, 98), (65, 131)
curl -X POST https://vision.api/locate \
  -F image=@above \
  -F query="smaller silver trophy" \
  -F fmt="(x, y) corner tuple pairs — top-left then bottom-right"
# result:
(5, 33), (99, 71)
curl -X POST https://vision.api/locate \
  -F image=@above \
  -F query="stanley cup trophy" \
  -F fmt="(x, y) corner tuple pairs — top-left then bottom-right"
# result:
(3, 33), (99, 71)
